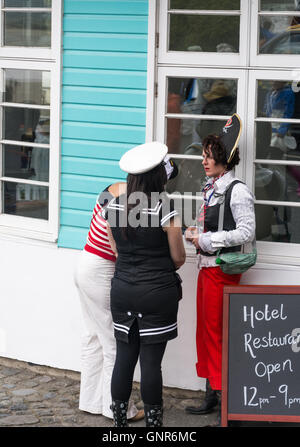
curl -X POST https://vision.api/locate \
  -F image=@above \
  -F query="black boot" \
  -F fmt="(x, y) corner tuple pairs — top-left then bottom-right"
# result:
(185, 381), (219, 415)
(144, 403), (163, 427)
(205, 391), (221, 427)
(111, 399), (128, 427)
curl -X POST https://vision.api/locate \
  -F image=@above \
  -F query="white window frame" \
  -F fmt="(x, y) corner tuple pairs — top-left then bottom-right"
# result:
(0, 0), (62, 242)
(250, 1), (300, 68)
(0, 1), (61, 60)
(158, 0), (250, 67)
(152, 0), (300, 264)
(156, 66), (248, 181)
(247, 69), (300, 264)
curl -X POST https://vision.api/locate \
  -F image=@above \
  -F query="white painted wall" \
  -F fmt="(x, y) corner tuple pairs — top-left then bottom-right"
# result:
(1, 236), (300, 391)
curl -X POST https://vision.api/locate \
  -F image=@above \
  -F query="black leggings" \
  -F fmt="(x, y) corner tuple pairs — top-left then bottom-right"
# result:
(111, 321), (167, 405)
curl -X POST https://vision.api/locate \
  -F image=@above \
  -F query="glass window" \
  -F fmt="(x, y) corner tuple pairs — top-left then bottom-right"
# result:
(4, 1), (51, 6)
(255, 77), (300, 244)
(166, 157), (206, 196)
(1, 69), (50, 221)
(259, 15), (300, 54)
(260, 1), (300, 11)
(166, 76), (237, 153)
(255, 204), (300, 243)
(3, 181), (49, 219)
(170, 0), (240, 10)
(4, 11), (51, 47)
(169, 14), (240, 52)
(168, 77), (237, 115)
(5, 69), (50, 105)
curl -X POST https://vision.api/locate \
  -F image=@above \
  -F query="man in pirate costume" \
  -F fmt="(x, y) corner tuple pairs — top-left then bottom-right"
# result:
(185, 114), (256, 424)
(105, 142), (185, 427)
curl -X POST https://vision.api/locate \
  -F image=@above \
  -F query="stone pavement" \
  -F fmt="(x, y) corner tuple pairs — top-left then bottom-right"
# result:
(0, 356), (217, 428)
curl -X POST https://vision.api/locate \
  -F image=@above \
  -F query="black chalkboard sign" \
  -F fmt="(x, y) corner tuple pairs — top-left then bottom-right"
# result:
(222, 285), (300, 426)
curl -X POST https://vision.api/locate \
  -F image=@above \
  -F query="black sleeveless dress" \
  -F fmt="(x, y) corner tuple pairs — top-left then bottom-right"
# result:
(105, 193), (181, 344)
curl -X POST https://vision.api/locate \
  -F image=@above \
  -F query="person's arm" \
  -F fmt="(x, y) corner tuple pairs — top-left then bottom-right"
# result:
(164, 216), (186, 269)
(106, 222), (118, 257)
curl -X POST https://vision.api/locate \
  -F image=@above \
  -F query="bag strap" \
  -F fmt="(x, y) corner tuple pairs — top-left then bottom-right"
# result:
(217, 180), (256, 255)
(217, 180), (242, 232)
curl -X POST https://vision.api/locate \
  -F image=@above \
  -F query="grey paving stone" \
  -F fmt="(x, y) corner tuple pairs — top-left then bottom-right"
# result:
(12, 389), (37, 397)
(43, 392), (57, 400)
(0, 400), (10, 409)
(1, 384), (16, 390)
(0, 415), (39, 426)
(38, 376), (52, 384)
(10, 403), (28, 411)
(1, 368), (21, 377)
(22, 380), (39, 388)
(37, 409), (54, 416)
(25, 394), (43, 402)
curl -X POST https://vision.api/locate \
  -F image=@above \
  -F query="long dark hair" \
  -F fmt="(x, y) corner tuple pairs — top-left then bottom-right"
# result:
(122, 162), (167, 239)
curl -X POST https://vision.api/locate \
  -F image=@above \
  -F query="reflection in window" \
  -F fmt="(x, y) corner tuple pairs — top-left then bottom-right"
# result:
(166, 118), (226, 154)
(259, 15), (300, 53)
(4, 12), (51, 47)
(4, 1), (51, 6)
(167, 156), (206, 197)
(3, 107), (50, 144)
(3, 181), (49, 220)
(255, 164), (300, 202)
(256, 80), (300, 160)
(256, 122), (300, 160)
(1, 68), (51, 220)
(260, 0), (300, 12)
(256, 204), (300, 243)
(168, 77), (237, 116)
(170, 0), (240, 10)
(169, 14), (239, 52)
(5, 69), (50, 105)
(4, 145), (49, 182)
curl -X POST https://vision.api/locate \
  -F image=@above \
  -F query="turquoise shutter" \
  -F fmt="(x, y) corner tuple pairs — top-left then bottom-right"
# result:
(58, 0), (148, 249)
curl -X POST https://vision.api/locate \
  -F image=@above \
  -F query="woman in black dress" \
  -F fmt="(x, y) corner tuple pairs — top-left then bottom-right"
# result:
(106, 142), (185, 427)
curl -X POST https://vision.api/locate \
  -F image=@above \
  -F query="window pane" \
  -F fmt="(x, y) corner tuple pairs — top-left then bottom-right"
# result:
(168, 77), (237, 116)
(170, 0), (240, 9)
(259, 16), (300, 53)
(260, 0), (300, 11)
(4, 107), (50, 144)
(255, 163), (300, 202)
(169, 14), (239, 52)
(255, 204), (300, 243)
(256, 122), (300, 160)
(3, 181), (48, 220)
(4, 0), (51, 7)
(5, 69), (50, 105)
(257, 80), (299, 118)
(4, 12), (51, 47)
(166, 118), (226, 154)
(166, 158), (206, 196)
(3, 144), (49, 182)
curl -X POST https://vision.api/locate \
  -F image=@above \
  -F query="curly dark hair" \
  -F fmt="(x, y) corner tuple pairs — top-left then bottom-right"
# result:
(202, 134), (240, 171)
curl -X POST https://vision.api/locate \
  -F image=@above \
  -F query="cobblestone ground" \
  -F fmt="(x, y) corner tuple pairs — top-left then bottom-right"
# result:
(0, 357), (217, 428)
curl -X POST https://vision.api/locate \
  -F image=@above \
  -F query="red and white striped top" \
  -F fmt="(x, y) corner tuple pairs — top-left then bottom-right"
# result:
(84, 197), (116, 262)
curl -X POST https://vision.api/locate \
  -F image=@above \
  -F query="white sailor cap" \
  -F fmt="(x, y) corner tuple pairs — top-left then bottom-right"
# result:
(119, 142), (168, 174)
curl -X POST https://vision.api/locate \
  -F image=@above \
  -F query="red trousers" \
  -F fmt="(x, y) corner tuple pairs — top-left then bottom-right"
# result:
(196, 266), (241, 390)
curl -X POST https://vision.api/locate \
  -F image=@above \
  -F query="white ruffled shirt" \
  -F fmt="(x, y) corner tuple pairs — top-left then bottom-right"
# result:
(198, 170), (256, 269)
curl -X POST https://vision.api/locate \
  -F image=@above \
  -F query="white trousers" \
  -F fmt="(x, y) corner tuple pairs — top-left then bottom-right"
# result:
(74, 250), (137, 419)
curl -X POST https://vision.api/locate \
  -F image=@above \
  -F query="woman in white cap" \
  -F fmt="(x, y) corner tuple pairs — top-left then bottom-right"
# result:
(105, 142), (185, 427)
(74, 181), (143, 422)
